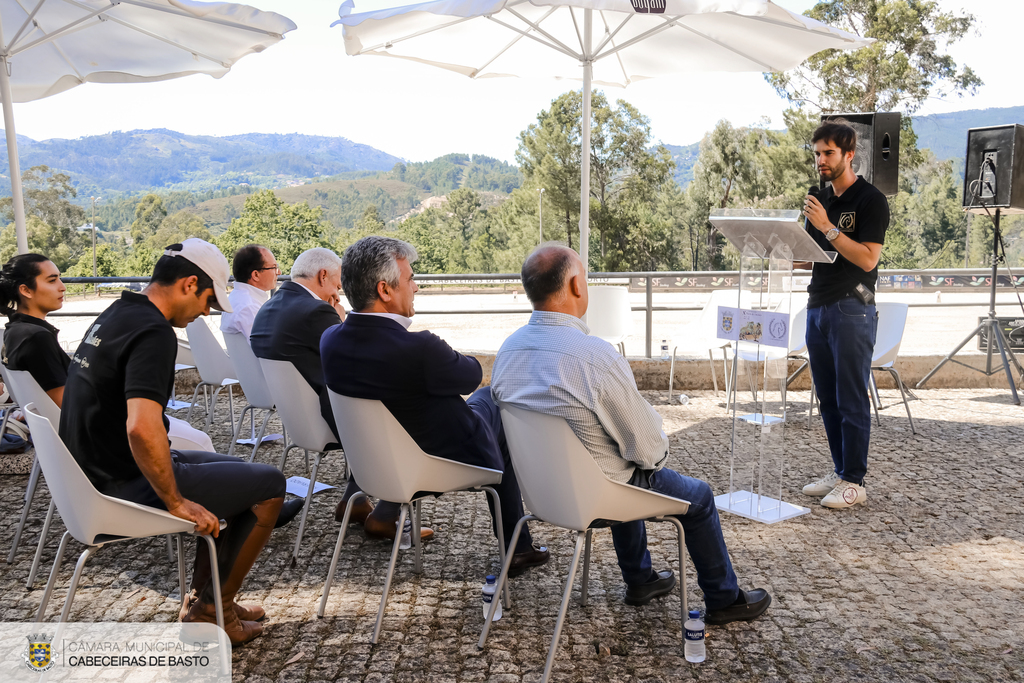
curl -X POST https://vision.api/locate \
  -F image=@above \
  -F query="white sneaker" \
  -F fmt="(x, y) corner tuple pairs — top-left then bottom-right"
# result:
(821, 480), (867, 508)
(802, 471), (841, 497)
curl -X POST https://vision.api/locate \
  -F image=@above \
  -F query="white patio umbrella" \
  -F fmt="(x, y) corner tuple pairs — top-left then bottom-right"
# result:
(334, 0), (872, 269)
(1, 0), (296, 254)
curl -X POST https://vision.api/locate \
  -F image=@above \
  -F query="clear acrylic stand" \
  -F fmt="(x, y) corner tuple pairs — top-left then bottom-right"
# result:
(708, 209), (836, 524)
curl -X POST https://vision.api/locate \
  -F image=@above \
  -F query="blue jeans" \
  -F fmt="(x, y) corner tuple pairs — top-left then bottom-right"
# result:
(610, 468), (739, 611)
(806, 297), (878, 485)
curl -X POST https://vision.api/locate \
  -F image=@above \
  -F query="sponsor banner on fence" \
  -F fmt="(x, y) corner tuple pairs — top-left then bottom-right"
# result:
(0, 622), (230, 681)
(632, 272), (1024, 292)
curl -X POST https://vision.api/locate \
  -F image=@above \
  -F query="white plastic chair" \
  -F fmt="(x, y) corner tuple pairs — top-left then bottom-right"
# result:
(586, 286), (634, 355)
(23, 404), (227, 645)
(479, 405), (690, 683)
(668, 289), (750, 400)
(185, 320), (239, 432)
(223, 331), (284, 461)
(869, 302), (916, 434)
(3, 368), (61, 586)
(319, 391), (508, 643)
(258, 358), (340, 563)
(168, 339), (196, 411)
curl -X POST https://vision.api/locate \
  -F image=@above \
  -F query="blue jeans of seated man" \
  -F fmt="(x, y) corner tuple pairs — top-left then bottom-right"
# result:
(610, 468), (739, 611)
(806, 296), (878, 486)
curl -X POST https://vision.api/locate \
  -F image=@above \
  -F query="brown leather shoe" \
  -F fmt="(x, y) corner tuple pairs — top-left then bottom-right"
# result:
(179, 589), (265, 622)
(363, 514), (434, 542)
(183, 599), (262, 646)
(335, 496), (374, 524)
(508, 545), (550, 577)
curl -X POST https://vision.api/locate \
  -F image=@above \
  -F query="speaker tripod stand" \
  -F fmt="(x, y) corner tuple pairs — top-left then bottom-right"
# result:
(917, 208), (1024, 404)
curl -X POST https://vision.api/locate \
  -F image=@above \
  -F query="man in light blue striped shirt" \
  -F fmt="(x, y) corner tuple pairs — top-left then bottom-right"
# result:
(491, 245), (771, 624)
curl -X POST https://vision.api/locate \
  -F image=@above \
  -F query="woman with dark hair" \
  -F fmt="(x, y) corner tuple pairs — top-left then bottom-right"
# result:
(1, 254), (69, 408)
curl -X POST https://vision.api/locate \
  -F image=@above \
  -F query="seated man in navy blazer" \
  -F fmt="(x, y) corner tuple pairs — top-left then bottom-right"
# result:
(321, 236), (548, 573)
(251, 247), (425, 541)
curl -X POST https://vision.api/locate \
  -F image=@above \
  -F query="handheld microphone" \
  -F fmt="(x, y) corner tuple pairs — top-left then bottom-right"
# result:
(808, 186), (821, 200)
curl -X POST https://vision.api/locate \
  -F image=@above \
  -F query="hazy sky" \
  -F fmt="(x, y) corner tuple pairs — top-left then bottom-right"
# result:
(9, 0), (1021, 163)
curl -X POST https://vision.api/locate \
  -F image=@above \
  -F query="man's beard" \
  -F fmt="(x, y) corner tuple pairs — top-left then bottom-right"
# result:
(819, 158), (847, 182)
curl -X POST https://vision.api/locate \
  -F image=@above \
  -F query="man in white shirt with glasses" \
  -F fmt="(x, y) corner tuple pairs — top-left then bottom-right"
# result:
(221, 244), (279, 341)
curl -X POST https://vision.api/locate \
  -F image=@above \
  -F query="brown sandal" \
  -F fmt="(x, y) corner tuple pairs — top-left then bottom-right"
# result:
(183, 599), (263, 646)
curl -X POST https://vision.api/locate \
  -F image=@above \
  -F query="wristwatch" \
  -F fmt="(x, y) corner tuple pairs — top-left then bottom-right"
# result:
(825, 227), (840, 242)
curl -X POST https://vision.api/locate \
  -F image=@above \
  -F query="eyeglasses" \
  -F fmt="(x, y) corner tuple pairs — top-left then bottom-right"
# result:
(256, 264), (280, 272)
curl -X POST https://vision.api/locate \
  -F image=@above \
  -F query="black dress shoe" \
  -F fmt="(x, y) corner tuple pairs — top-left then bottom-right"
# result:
(507, 545), (550, 577)
(624, 569), (676, 606)
(704, 588), (772, 625)
(274, 499), (305, 529)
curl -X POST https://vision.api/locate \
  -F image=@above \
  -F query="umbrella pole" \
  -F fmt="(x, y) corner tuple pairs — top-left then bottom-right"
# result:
(578, 9), (592, 274)
(0, 56), (28, 254)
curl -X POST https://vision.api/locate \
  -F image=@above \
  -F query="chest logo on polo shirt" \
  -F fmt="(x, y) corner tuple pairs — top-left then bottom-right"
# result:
(838, 212), (856, 232)
(83, 323), (102, 347)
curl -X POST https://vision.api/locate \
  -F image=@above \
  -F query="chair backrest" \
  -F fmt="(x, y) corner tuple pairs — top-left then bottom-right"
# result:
(258, 358), (336, 451)
(23, 404), (195, 546)
(328, 391), (500, 503)
(788, 302), (808, 354)
(586, 286), (635, 345)
(499, 404), (689, 531)
(223, 331), (275, 409)
(3, 369), (60, 425)
(185, 320), (236, 385)
(873, 302), (909, 367)
(175, 339), (195, 368)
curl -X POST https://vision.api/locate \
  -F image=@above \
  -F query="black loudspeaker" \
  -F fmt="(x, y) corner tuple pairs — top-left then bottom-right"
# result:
(820, 112), (901, 196)
(963, 124), (1024, 215)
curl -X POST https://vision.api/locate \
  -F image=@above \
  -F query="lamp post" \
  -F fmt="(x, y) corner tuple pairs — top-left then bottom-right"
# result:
(91, 196), (100, 294)
(538, 187), (545, 244)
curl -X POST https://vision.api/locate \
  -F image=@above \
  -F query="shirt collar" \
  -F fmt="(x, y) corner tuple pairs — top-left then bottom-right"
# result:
(292, 280), (323, 302)
(348, 310), (413, 330)
(6, 311), (59, 336)
(231, 281), (271, 303)
(528, 309), (590, 335)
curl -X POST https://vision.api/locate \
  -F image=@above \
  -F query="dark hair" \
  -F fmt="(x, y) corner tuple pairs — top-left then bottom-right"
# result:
(151, 245), (214, 296)
(812, 119), (857, 156)
(232, 244), (266, 284)
(341, 236), (418, 311)
(521, 246), (575, 306)
(0, 253), (50, 316)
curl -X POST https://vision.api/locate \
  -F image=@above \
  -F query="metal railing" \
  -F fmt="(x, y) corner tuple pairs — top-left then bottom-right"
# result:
(53, 269), (1024, 358)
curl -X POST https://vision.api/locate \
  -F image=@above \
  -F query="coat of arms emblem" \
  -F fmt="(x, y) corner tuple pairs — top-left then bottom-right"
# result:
(721, 312), (733, 333)
(24, 633), (56, 671)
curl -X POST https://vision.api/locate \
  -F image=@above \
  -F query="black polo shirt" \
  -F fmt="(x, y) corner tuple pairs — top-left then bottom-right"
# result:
(806, 176), (890, 308)
(59, 291), (176, 494)
(2, 313), (70, 391)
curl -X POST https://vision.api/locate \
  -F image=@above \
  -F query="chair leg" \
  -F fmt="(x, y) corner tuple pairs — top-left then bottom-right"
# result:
(291, 453), (322, 564)
(165, 535), (175, 562)
(371, 504), (409, 644)
(480, 486), (510, 608)
(186, 382), (207, 422)
(0, 404), (13, 441)
(248, 409), (273, 463)
(479, 514), (535, 649)
(888, 368), (917, 434)
(867, 374), (881, 427)
(413, 500), (423, 575)
(658, 516), (689, 645)
(304, 449), (311, 474)
(708, 349), (719, 397)
(279, 443), (297, 471)
(869, 372), (882, 411)
(318, 492), (369, 618)
(540, 531), (587, 683)
(227, 385), (236, 431)
(26, 498), (57, 588)
(176, 534), (187, 609)
(36, 531), (71, 621)
(228, 405), (253, 458)
(579, 529), (592, 607)
(8, 457), (42, 563)
(198, 532), (227, 672)
(205, 386), (226, 432)
(59, 546), (97, 623)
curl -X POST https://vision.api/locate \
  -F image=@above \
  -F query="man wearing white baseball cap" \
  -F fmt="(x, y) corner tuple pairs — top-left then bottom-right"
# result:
(60, 239), (286, 646)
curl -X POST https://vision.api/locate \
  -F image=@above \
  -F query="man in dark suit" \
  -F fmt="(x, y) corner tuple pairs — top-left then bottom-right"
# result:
(250, 247), (423, 541)
(321, 236), (548, 573)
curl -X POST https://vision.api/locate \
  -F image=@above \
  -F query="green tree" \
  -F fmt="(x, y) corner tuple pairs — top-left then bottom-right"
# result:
(146, 211), (211, 250)
(130, 194), (168, 246)
(216, 190), (335, 274)
(0, 215), (90, 272)
(0, 165), (87, 230)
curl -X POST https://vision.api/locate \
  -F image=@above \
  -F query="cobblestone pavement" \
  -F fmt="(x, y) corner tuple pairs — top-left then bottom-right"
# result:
(1, 388), (1021, 682)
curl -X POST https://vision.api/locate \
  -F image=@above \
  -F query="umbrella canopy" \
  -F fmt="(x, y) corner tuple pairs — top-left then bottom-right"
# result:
(1, 0), (297, 253)
(335, 0), (873, 269)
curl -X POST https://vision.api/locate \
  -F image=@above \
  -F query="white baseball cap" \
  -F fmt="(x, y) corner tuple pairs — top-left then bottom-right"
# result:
(163, 239), (233, 313)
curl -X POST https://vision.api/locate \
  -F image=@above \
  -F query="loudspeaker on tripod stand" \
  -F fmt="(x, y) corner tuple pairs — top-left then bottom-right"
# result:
(820, 112), (901, 196)
(963, 124), (1024, 214)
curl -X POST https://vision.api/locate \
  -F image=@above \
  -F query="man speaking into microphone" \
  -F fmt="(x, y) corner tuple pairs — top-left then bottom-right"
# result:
(798, 120), (890, 509)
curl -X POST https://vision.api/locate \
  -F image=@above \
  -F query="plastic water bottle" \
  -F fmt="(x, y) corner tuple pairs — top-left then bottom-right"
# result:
(660, 339), (670, 360)
(482, 575), (502, 622)
(677, 394), (690, 406)
(398, 518), (412, 550)
(684, 609), (705, 662)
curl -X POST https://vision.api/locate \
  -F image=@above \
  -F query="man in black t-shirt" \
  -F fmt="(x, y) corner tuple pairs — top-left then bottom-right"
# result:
(59, 238), (286, 646)
(798, 121), (890, 510)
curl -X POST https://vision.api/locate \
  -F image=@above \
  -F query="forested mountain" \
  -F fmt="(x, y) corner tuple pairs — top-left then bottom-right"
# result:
(912, 105), (1024, 166)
